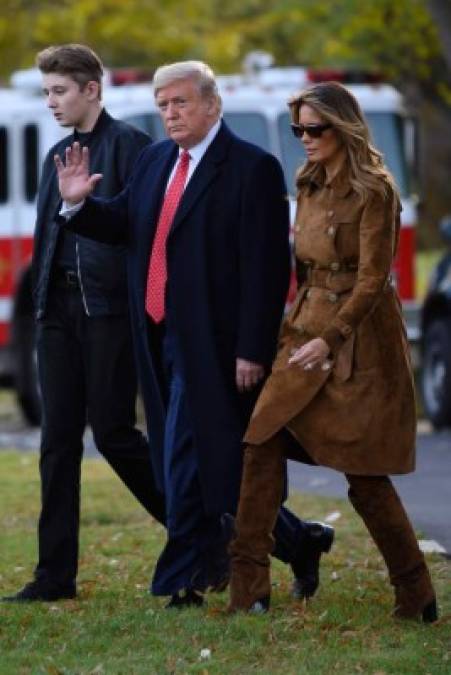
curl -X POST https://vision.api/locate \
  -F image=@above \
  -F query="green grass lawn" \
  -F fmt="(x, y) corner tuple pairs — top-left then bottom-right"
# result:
(0, 451), (450, 675)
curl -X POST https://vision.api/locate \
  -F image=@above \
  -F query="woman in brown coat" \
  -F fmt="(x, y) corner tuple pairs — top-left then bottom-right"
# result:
(228, 81), (437, 622)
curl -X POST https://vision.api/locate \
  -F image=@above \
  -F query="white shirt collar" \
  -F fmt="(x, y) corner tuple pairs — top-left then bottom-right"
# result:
(179, 118), (222, 166)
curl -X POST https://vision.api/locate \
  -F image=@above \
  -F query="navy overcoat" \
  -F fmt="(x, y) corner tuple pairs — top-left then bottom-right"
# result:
(67, 122), (291, 515)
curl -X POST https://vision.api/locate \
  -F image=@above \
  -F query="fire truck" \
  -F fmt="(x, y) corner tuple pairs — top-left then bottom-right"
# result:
(0, 63), (418, 424)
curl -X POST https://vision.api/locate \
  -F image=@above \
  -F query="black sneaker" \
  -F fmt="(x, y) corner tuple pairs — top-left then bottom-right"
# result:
(2, 580), (76, 603)
(291, 521), (335, 600)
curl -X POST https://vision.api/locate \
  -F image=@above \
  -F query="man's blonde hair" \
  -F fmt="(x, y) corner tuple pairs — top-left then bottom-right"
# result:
(153, 60), (221, 107)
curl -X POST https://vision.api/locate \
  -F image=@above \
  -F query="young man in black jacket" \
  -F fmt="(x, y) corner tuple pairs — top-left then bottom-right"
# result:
(3, 44), (165, 602)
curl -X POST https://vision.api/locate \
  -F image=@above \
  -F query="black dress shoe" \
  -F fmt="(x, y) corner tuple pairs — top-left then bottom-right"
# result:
(291, 521), (335, 600)
(2, 580), (76, 603)
(165, 589), (204, 609)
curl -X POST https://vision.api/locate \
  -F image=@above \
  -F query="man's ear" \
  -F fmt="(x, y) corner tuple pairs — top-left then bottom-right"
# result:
(205, 94), (220, 117)
(84, 80), (101, 101)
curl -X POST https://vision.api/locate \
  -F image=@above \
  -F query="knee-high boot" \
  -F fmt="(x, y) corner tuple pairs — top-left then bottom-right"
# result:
(347, 475), (437, 622)
(228, 435), (285, 612)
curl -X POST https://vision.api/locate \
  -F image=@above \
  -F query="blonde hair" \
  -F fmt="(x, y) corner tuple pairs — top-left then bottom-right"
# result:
(289, 81), (397, 202)
(153, 61), (221, 107)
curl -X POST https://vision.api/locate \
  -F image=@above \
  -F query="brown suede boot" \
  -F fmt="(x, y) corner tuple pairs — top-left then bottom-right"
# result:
(347, 474), (437, 622)
(228, 435), (286, 613)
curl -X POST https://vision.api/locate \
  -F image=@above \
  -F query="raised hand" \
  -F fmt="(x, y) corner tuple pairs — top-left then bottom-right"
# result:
(54, 142), (103, 206)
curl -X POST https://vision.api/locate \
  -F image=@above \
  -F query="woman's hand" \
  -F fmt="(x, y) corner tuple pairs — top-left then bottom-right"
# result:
(288, 338), (331, 370)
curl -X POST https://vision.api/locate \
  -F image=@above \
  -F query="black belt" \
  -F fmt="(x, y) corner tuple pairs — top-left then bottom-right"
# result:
(52, 268), (80, 289)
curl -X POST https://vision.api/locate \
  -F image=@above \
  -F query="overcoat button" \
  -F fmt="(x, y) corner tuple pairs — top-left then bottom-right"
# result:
(327, 292), (338, 303)
(330, 262), (340, 271)
(294, 225), (300, 232)
(296, 324), (305, 335)
(327, 210), (334, 217)
(327, 226), (335, 237)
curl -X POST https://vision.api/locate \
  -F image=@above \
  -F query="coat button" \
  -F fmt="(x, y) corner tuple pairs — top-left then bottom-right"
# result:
(328, 210), (334, 217)
(296, 324), (305, 335)
(294, 225), (301, 232)
(330, 262), (340, 272)
(306, 289), (312, 299)
(327, 292), (338, 303)
(327, 226), (335, 237)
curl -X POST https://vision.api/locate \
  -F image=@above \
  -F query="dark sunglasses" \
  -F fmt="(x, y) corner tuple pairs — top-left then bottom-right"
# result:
(291, 123), (332, 139)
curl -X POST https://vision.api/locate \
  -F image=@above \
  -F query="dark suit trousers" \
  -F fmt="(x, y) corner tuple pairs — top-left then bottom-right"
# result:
(35, 283), (165, 588)
(150, 328), (227, 595)
(150, 326), (309, 596)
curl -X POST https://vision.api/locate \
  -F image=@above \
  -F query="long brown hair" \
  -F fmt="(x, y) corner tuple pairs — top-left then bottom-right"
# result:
(289, 81), (397, 202)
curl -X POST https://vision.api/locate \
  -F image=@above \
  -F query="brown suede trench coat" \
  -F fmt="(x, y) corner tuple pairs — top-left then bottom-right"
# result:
(245, 167), (416, 475)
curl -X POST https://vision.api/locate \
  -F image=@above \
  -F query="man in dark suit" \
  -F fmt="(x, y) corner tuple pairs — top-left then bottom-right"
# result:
(3, 44), (165, 604)
(55, 61), (334, 608)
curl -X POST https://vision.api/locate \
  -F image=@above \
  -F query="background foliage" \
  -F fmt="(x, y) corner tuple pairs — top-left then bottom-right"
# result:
(0, 1), (448, 90)
(1, 0), (451, 242)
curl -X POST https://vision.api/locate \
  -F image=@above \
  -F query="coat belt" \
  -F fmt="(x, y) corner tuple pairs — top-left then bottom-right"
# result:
(305, 267), (357, 293)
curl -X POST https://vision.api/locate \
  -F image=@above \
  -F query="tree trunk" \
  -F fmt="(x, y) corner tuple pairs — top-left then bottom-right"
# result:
(427, 0), (451, 72)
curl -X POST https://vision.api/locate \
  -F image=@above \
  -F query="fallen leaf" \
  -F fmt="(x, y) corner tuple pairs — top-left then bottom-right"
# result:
(89, 665), (104, 675)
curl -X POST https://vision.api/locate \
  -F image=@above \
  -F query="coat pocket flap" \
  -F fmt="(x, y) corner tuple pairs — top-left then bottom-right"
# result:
(334, 333), (355, 382)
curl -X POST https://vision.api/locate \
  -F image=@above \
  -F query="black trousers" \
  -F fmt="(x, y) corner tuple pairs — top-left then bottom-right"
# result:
(34, 283), (165, 588)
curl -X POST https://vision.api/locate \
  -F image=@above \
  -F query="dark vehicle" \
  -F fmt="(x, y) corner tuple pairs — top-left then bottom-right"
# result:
(420, 217), (451, 428)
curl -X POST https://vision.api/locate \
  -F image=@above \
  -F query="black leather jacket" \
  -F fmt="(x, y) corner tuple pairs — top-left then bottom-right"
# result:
(32, 109), (150, 319)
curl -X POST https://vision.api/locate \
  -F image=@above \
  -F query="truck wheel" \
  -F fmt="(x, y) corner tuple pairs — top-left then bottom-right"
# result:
(15, 315), (41, 426)
(421, 319), (451, 428)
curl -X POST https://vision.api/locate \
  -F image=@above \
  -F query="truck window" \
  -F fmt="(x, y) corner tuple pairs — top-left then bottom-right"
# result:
(125, 111), (271, 151)
(365, 112), (409, 196)
(0, 127), (7, 203)
(277, 111), (409, 197)
(222, 113), (270, 151)
(24, 124), (39, 202)
(124, 113), (166, 141)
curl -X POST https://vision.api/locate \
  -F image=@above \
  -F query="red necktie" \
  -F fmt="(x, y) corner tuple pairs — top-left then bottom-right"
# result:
(145, 150), (190, 322)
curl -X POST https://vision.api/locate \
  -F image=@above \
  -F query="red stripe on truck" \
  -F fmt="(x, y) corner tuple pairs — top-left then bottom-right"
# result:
(0, 236), (34, 295)
(393, 226), (415, 301)
(0, 322), (10, 347)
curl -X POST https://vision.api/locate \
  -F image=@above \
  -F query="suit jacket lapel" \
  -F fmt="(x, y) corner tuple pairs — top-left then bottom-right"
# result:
(137, 143), (177, 258)
(140, 143), (178, 235)
(170, 122), (232, 235)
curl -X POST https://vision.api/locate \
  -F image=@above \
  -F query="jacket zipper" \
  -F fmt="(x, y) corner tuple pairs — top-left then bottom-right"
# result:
(76, 240), (90, 316)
